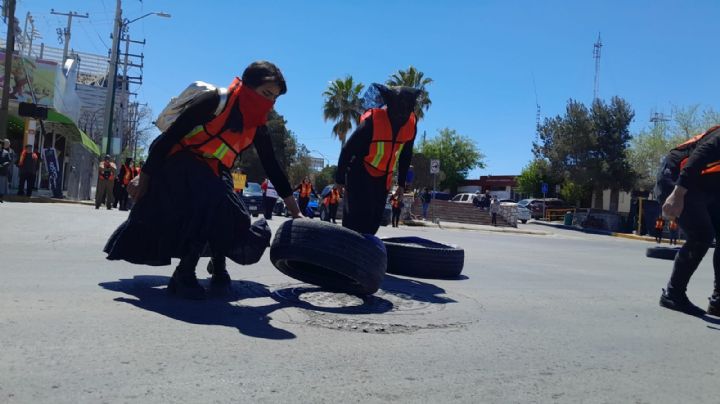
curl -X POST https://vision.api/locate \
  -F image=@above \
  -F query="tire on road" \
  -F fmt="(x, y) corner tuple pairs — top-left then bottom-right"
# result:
(270, 219), (387, 295)
(646, 246), (680, 260)
(382, 236), (465, 279)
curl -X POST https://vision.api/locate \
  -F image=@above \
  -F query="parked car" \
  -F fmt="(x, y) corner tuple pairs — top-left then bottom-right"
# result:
(450, 193), (477, 204)
(516, 205), (532, 223)
(523, 198), (571, 219)
(275, 191), (321, 218)
(240, 182), (263, 217)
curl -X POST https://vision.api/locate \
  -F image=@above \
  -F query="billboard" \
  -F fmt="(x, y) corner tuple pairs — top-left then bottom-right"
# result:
(0, 52), (57, 106)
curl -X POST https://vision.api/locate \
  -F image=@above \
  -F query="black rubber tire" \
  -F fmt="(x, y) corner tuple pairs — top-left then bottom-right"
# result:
(521, 219), (527, 224)
(646, 246), (681, 260)
(270, 219), (387, 295)
(382, 236), (465, 279)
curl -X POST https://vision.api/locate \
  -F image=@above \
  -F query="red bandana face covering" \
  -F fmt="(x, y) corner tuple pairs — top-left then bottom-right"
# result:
(236, 80), (275, 128)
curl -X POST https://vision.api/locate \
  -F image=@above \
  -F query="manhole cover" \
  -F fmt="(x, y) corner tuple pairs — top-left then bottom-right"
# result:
(270, 283), (477, 334)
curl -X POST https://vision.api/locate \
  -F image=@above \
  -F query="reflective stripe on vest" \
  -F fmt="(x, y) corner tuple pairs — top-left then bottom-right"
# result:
(300, 183), (312, 197)
(176, 78), (257, 169)
(361, 108), (416, 188)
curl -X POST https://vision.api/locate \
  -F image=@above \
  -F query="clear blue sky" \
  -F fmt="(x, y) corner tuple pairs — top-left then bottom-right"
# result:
(15, 0), (720, 177)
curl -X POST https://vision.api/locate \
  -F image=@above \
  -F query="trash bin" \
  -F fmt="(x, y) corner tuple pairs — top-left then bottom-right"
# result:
(564, 211), (573, 226)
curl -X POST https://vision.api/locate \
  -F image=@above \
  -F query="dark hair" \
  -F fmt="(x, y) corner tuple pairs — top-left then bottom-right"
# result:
(241, 61), (287, 95)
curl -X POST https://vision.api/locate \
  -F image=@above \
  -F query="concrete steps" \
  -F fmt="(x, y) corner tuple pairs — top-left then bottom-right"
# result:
(410, 199), (511, 227)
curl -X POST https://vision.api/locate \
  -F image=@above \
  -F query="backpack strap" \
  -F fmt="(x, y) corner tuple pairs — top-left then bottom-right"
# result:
(214, 87), (229, 116)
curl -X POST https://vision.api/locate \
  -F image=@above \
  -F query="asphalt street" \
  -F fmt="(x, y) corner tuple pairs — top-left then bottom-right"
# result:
(1, 203), (718, 404)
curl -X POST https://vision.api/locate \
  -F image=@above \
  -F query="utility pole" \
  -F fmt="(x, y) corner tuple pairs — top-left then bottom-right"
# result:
(50, 9), (89, 63)
(0, 0), (16, 140)
(102, 0), (122, 156)
(592, 32), (602, 101)
(23, 12), (40, 57)
(118, 34), (144, 149)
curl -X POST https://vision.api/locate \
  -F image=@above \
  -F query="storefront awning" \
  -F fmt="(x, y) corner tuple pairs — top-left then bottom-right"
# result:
(45, 110), (101, 156)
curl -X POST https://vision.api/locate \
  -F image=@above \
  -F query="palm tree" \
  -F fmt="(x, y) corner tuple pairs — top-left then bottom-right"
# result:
(322, 76), (364, 148)
(386, 66), (433, 121)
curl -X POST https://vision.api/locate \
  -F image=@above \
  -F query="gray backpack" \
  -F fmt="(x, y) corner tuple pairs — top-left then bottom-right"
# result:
(154, 81), (229, 132)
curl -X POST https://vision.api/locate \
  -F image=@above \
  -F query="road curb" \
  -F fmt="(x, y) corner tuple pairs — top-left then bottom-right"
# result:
(403, 219), (551, 236)
(531, 220), (684, 245)
(4, 195), (95, 206)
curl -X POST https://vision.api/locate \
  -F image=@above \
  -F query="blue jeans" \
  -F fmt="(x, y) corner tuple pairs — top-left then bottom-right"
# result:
(422, 202), (429, 218)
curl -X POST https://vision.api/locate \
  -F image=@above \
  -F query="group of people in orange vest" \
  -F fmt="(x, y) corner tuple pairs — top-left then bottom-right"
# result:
(95, 155), (143, 211)
(105, 61), (422, 300)
(293, 176), (342, 224)
(654, 216), (679, 245)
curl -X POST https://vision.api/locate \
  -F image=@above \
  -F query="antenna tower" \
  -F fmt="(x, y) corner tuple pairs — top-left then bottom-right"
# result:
(650, 111), (670, 128)
(593, 33), (602, 101)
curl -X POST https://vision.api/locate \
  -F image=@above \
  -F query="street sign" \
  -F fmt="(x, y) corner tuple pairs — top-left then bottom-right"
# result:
(541, 182), (549, 194)
(430, 159), (440, 174)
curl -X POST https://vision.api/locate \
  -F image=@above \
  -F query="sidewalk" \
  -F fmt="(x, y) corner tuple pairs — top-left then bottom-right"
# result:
(530, 219), (685, 245)
(3, 189), (94, 206)
(404, 218), (552, 236)
(406, 217), (685, 246)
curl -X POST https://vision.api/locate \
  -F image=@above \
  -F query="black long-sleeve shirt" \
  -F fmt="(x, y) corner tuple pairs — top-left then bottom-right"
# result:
(335, 116), (416, 188)
(676, 127), (720, 192)
(143, 90), (292, 198)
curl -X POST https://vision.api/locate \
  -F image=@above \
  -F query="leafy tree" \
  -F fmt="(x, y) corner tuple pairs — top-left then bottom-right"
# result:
(238, 110), (296, 183)
(590, 97), (636, 209)
(629, 105), (720, 191)
(559, 180), (591, 208)
(314, 165), (337, 191)
(533, 97), (636, 210)
(671, 104), (720, 139)
(420, 128), (485, 193)
(322, 76), (364, 148)
(386, 66), (433, 121)
(287, 144), (312, 186)
(409, 152), (432, 189)
(516, 159), (556, 197)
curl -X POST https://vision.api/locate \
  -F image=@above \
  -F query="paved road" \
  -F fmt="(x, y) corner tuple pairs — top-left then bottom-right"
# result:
(1, 203), (718, 403)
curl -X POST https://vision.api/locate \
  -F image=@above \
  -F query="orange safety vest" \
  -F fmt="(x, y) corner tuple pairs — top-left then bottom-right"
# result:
(300, 182), (312, 198)
(171, 78), (258, 172)
(329, 189), (339, 205)
(391, 197), (400, 209)
(677, 125), (720, 175)
(18, 151), (38, 167)
(361, 108), (417, 190)
(122, 164), (134, 185)
(99, 162), (116, 181)
(669, 220), (678, 231)
(655, 218), (665, 230)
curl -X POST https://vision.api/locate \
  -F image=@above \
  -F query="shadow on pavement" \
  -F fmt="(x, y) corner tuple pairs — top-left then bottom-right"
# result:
(99, 275), (296, 340)
(701, 315), (720, 330)
(380, 274), (457, 304)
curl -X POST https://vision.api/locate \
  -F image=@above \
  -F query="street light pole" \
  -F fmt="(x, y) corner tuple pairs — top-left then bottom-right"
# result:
(101, 3), (170, 157)
(102, 0), (122, 156)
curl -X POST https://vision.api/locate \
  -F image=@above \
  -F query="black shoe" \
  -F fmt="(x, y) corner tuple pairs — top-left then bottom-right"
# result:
(659, 289), (705, 316)
(708, 292), (720, 316)
(167, 268), (206, 300)
(207, 259), (231, 290)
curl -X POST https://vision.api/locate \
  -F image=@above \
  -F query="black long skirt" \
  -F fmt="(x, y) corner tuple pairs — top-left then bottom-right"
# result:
(104, 151), (269, 266)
